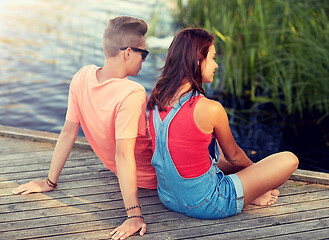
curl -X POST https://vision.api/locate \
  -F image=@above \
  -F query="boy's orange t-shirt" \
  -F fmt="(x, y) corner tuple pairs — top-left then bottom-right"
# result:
(66, 65), (157, 189)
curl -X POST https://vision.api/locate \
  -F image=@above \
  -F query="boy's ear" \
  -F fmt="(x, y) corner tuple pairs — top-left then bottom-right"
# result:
(123, 48), (131, 60)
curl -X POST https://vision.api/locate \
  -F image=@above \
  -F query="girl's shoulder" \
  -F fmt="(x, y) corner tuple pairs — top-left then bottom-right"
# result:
(196, 96), (226, 115)
(193, 96), (227, 134)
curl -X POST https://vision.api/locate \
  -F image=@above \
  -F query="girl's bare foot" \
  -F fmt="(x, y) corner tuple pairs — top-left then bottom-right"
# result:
(250, 189), (280, 206)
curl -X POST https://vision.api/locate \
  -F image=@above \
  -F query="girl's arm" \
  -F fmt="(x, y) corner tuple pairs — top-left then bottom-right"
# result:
(194, 98), (253, 169)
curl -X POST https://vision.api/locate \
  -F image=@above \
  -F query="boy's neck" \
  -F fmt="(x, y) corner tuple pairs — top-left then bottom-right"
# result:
(96, 58), (127, 84)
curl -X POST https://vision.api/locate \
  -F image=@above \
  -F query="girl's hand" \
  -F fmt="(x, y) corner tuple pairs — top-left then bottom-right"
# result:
(110, 217), (147, 240)
(12, 179), (54, 195)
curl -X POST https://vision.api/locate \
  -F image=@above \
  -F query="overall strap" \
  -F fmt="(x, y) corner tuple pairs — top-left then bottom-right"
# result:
(153, 91), (195, 130)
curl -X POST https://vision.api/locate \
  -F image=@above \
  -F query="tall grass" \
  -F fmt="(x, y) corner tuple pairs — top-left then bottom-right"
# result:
(175, 0), (329, 122)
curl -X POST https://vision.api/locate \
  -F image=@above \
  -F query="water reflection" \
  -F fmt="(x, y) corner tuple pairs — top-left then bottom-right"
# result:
(0, 0), (172, 133)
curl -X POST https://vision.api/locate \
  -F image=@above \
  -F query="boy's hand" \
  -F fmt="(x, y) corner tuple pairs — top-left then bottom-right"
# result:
(12, 179), (54, 195)
(110, 218), (147, 239)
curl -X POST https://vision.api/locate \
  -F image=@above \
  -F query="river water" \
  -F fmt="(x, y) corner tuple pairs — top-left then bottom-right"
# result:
(0, 0), (173, 132)
(0, 0), (328, 173)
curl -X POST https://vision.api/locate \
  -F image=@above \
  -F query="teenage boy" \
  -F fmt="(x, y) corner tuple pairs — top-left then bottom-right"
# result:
(12, 16), (157, 240)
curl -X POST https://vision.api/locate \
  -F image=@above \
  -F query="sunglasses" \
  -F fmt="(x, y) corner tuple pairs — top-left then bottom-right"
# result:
(120, 47), (149, 60)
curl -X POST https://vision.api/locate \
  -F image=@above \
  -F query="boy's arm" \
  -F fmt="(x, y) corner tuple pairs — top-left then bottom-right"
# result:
(12, 120), (80, 195)
(109, 138), (146, 240)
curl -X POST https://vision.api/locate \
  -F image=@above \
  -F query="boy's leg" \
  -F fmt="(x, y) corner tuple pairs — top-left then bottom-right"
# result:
(236, 151), (299, 207)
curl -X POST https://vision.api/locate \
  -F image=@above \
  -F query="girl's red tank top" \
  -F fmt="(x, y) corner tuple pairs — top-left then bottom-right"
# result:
(149, 95), (212, 178)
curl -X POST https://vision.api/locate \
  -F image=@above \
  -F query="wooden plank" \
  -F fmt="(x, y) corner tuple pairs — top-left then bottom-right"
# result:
(0, 149), (96, 164)
(0, 170), (115, 190)
(0, 124), (91, 150)
(0, 137), (52, 146)
(190, 218), (329, 240)
(0, 157), (101, 174)
(1, 183), (123, 206)
(0, 164), (106, 182)
(0, 150), (55, 163)
(291, 169), (329, 185)
(264, 228), (329, 240)
(0, 143), (52, 153)
(0, 216), (115, 240)
(0, 176), (118, 197)
(0, 183), (124, 206)
(21, 230), (113, 240)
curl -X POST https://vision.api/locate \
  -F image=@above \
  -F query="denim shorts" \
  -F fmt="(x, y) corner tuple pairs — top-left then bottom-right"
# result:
(227, 173), (244, 214)
(158, 163), (244, 219)
(182, 168), (244, 219)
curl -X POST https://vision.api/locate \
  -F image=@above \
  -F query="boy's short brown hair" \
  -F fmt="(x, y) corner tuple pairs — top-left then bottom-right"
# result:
(103, 16), (148, 57)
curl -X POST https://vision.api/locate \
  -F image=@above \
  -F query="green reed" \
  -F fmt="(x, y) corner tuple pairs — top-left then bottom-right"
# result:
(175, 0), (329, 122)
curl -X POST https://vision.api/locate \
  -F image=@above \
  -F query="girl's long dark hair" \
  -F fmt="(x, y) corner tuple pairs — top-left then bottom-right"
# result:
(147, 28), (214, 111)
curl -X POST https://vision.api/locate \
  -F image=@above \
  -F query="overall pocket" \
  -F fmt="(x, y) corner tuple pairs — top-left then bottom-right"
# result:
(185, 196), (228, 219)
(158, 191), (184, 214)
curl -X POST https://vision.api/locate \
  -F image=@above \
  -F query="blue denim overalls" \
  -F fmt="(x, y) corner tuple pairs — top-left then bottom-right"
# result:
(151, 92), (244, 219)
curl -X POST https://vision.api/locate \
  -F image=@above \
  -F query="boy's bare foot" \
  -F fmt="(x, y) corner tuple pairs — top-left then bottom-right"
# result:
(250, 189), (280, 206)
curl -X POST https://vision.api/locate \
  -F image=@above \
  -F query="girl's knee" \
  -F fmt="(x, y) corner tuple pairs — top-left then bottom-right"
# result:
(281, 151), (299, 170)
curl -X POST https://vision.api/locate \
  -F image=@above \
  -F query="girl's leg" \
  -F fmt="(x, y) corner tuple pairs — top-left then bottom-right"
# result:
(235, 151), (299, 207)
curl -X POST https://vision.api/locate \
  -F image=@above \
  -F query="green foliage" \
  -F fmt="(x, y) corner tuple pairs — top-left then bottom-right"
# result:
(175, 0), (329, 122)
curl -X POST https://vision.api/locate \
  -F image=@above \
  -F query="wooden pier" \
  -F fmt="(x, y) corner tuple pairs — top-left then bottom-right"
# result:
(0, 125), (328, 239)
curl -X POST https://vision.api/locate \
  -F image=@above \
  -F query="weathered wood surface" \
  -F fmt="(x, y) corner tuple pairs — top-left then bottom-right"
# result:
(0, 125), (328, 240)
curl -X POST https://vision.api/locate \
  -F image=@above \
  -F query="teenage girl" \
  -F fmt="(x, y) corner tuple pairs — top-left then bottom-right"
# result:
(147, 28), (299, 219)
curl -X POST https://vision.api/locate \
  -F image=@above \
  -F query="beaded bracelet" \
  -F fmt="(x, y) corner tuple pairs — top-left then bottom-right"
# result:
(127, 215), (144, 220)
(46, 177), (58, 189)
(125, 204), (142, 211)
